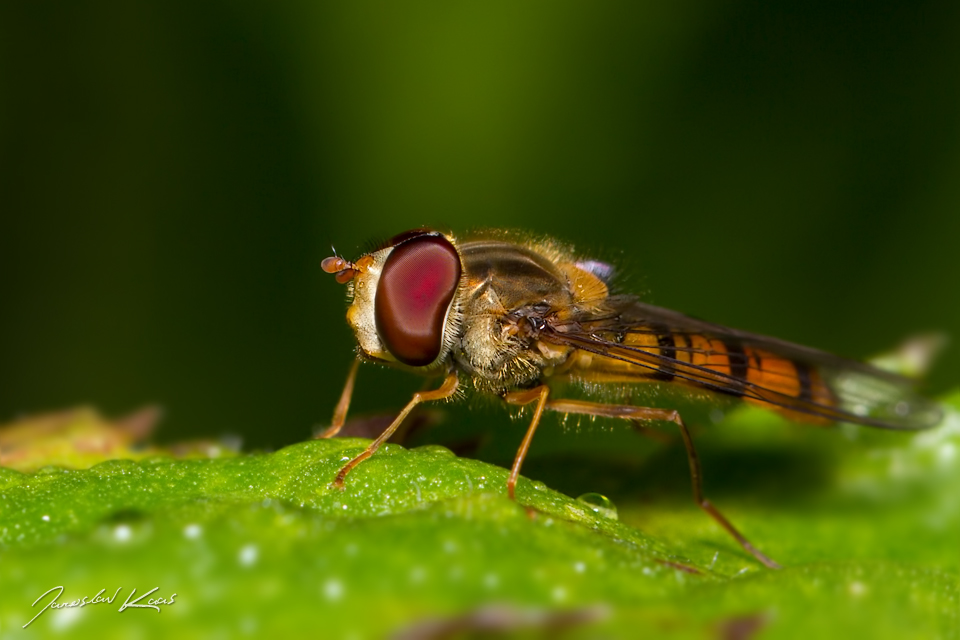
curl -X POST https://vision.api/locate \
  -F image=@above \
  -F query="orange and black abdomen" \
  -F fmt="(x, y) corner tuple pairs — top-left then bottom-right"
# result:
(565, 328), (837, 424)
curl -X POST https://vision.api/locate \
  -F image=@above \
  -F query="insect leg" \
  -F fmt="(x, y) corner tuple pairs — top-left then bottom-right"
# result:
(543, 398), (781, 570)
(317, 358), (361, 439)
(502, 385), (551, 500)
(331, 370), (459, 489)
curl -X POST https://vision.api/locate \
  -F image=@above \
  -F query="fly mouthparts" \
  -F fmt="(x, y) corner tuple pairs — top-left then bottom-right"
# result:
(321, 256), (360, 284)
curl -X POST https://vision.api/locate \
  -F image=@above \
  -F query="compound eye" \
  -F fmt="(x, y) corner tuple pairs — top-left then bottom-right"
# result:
(375, 234), (461, 367)
(386, 228), (433, 247)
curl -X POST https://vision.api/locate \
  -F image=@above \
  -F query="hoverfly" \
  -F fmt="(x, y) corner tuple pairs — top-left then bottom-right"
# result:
(319, 228), (942, 569)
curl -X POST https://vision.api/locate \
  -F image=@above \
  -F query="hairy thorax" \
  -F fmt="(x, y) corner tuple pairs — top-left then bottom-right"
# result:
(451, 237), (594, 394)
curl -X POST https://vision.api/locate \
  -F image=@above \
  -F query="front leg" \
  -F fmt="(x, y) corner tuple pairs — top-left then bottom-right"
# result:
(331, 370), (459, 489)
(317, 358), (361, 439)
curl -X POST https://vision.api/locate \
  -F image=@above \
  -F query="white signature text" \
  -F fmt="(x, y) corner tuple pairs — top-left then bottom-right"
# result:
(24, 586), (177, 628)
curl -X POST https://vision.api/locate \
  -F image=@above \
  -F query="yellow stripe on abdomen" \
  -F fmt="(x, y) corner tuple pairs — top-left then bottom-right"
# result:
(742, 347), (835, 423)
(560, 330), (838, 424)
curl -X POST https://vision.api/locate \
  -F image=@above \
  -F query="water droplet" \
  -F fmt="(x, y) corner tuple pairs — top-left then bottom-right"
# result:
(938, 442), (957, 466)
(416, 444), (454, 457)
(323, 578), (344, 601)
(36, 466), (63, 476)
(576, 493), (618, 520)
(238, 543), (259, 567)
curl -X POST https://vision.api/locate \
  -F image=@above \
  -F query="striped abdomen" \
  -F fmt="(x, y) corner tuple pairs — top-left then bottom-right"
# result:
(561, 328), (836, 424)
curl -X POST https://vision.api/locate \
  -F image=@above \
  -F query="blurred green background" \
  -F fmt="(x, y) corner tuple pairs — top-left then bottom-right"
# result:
(2, 1), (958, 450)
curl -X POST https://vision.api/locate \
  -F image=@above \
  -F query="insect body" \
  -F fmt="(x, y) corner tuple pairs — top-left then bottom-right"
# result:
(320, 228), (941, 568)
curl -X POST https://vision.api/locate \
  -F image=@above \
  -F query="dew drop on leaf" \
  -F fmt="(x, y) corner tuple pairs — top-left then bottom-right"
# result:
(576, 492), (618, 520)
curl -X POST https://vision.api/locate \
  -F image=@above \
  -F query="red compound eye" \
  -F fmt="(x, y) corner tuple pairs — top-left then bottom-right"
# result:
(375, 234), (461, 367)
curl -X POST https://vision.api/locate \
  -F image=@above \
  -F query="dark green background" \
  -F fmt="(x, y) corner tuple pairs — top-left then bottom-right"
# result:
(2, 1), (958, 449)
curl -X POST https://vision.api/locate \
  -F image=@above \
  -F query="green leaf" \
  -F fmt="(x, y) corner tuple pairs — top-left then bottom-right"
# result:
(2, 394), (959, 638)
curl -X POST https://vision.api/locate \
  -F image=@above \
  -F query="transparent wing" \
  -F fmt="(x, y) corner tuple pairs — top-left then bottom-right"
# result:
(541, 296), (942, 431)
